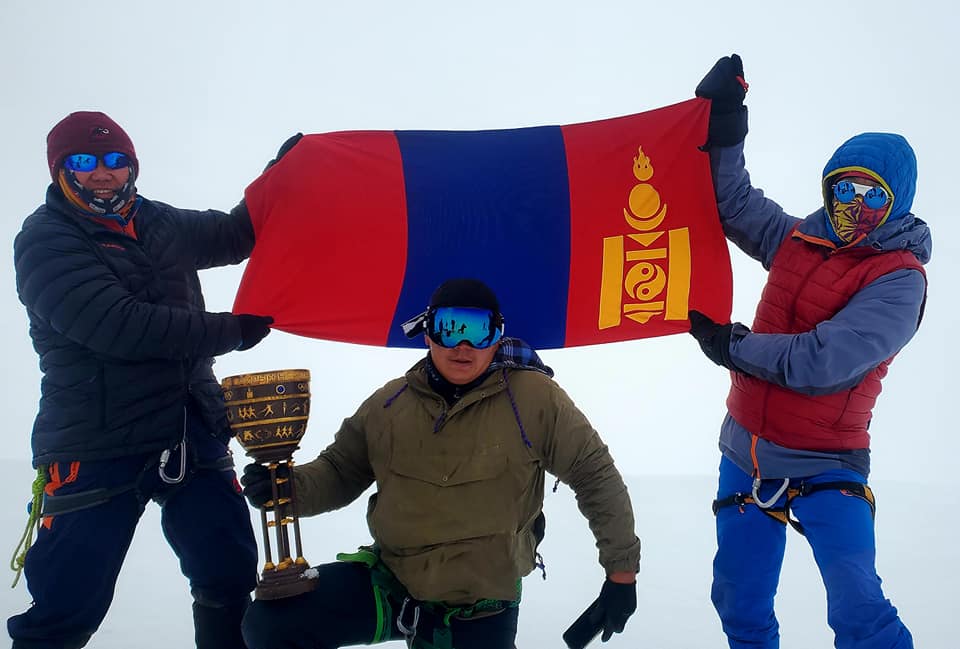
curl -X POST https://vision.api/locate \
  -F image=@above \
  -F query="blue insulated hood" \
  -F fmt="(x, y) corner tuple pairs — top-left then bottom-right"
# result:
(822, 132), (917, 222)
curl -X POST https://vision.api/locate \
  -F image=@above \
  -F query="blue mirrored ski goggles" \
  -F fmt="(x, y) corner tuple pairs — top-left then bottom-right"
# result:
(832, 179), (890, 210)
(64, 152), (131, 173)
(427, 306), (503, 349)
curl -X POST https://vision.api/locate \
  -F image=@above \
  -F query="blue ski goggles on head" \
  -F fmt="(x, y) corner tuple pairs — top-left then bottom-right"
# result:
(427, 306), (504, 349)
(832, 179), (890, 210)
(63, 152), (131, 173)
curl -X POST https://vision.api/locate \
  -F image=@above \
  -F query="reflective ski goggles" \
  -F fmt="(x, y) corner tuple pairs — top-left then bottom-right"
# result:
(63, 152), (131, 173)
(832, 179), (890, 210)
(427, 306), (503, 349)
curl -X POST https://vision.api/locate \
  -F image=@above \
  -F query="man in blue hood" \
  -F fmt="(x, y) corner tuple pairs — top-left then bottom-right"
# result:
(687, 55), (929, 649)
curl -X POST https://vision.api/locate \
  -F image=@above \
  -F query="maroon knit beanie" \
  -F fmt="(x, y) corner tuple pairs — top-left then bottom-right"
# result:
(46, 111), (139, 182)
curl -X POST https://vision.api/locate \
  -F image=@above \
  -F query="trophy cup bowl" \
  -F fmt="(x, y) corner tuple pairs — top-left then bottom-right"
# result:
(221, 369), (317, 599)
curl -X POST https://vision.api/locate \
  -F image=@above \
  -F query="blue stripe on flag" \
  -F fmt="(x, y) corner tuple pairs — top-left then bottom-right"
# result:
(387, 126), (571, 348)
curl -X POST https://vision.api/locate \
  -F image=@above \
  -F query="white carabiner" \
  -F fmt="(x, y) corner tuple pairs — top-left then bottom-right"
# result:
(751, 476), (789, 510)
(159, 410), (188, 485)
(396, 597), (420, 645)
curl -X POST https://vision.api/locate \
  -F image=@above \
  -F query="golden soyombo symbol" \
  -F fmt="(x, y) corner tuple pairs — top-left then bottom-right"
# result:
(599, 146), (691, 329)
(221, 369), (318, 599)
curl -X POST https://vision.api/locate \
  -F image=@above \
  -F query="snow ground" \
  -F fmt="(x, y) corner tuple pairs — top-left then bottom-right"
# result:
(0, 459), (954, 648)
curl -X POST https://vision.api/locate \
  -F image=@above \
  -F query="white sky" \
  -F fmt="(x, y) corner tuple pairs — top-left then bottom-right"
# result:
(1, 1), (957, 647)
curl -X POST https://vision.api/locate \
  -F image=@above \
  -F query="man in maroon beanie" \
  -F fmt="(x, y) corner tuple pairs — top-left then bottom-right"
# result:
(9, 111), (295, 649)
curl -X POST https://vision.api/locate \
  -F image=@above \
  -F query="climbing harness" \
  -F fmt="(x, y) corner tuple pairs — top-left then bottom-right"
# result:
(337, 546), (520, 649)
(10, 406), (235, 587)
(720, 434), (877, 535)
(37, 415), (234, 517)
(713, 480), (876, 535)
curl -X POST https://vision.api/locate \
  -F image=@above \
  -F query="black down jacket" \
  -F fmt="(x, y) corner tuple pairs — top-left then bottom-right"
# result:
(14, 186), (255, 466)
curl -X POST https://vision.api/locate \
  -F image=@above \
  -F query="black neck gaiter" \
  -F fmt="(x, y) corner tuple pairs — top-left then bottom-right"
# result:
(425, 354), (492, 406)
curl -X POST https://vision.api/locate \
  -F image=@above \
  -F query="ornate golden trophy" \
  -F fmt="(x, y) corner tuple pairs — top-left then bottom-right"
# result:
(221, 369), (317, 599)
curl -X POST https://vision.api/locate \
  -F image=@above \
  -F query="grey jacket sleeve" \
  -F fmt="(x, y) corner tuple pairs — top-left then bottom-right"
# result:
(730, 269), (926, 395)
(710, 143), (802, 268)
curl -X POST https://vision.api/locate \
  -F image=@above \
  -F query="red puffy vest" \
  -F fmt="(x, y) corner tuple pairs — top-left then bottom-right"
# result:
(726, 230), (924, 451)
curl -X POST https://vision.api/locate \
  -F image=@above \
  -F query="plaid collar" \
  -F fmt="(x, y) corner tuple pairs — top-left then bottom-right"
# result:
(488, 337), (553, 378)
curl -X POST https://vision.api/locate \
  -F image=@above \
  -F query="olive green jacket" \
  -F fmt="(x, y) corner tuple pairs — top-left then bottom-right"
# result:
(294, 355), (641, 605)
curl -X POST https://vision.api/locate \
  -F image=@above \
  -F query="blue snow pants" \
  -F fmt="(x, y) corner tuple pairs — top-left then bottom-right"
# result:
(712, 456), (913, 649)
(7, 404), (258, 649)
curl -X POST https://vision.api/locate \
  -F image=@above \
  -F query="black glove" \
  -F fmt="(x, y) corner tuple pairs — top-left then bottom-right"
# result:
(563, 580), (637, 648)
(236, 314), (274, 351)
(688, 310), (749, 371)
(240, 463), (289, 508)
(264, 132), (304, 171)
(695, 54), (749, 148)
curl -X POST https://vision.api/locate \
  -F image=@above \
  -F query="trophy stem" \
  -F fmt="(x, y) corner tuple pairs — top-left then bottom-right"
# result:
(288, 460), (307, 562)
(259, 508), (275, 569)
(268, 463), (292, 565)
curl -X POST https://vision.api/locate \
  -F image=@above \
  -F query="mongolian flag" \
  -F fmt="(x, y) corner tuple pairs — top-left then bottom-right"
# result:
(234, 97), (731, 349)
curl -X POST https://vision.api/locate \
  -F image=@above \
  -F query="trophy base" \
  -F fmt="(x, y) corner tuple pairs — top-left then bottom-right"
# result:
(254, 563), (318, 600)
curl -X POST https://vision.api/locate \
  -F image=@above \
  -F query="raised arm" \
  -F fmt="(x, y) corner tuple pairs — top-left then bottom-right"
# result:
(697, 54), (800, 268)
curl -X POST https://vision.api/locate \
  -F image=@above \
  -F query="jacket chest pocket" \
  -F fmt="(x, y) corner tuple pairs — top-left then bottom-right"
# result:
(389, 450), (507, 488)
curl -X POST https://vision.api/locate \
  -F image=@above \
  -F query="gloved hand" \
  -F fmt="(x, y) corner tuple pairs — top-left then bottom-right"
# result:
(236, 314), (274, 351)
(563, 579), (637, 648)
(240, 463), (289, 508)
(688, 310), (749, 371)
(264, 132), (304, 171)
(695, 53), (749, 148)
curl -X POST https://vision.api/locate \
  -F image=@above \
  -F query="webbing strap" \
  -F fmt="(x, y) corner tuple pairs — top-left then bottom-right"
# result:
(336, 548), (395, 643)
(195, 455), (235, 472)
(41, 482), (140, 517)
(713, 481), (876, 536)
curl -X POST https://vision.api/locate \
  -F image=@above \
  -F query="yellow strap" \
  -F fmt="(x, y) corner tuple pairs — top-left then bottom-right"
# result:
(10, 467), (47, 588)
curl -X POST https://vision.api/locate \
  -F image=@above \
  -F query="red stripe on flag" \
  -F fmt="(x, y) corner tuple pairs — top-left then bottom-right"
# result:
(562, 98), (731, 346)
(236, 131), (408, 345)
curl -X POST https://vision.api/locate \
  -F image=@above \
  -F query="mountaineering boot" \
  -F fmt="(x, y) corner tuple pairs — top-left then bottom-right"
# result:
(193, 598), (250, 649)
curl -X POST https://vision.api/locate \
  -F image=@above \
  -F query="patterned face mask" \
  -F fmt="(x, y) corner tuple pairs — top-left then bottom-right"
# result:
(826, 176), (893, 243)
(60, 167), (137, 218)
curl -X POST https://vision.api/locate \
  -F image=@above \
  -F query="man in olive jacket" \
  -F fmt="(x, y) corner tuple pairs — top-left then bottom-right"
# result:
(9, 112), (281, 649)
(241, 278), (641, 649)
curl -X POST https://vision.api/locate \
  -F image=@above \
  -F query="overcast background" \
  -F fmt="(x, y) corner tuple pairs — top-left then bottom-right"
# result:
(1, 2), (956, 647)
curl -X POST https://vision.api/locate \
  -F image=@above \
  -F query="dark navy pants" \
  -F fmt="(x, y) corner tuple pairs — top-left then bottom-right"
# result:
(242, 562), (520, 649)
(712, 456), (913, 649)
(8, 405), (258, 649)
